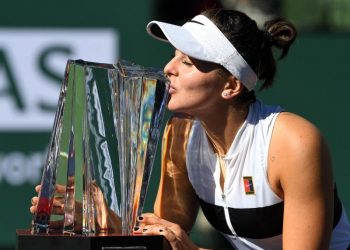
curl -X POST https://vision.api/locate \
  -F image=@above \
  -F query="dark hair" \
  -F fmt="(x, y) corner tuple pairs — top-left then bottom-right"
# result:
(202, 9), (297, 92)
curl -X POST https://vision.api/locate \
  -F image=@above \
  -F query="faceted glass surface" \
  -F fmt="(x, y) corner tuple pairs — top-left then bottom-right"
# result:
(31, 60), (169, 235)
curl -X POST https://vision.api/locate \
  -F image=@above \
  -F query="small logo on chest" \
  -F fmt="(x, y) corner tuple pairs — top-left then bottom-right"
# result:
(243, 176), (255, 195)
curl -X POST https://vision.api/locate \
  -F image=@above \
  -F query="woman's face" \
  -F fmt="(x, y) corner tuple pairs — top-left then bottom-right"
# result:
(164, 50), (229, 116)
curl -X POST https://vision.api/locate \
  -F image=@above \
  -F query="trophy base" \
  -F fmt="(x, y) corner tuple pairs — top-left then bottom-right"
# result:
(16, 229), (168, 250)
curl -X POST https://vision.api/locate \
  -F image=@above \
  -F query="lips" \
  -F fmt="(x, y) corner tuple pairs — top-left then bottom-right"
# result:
(168, 85), (176, 94)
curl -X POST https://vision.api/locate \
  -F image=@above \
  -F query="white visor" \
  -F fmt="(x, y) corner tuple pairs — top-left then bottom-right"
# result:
(146, 15), (258, 90)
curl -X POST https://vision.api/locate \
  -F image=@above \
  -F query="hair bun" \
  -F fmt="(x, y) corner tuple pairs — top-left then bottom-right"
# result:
(263, 18), (297, 59)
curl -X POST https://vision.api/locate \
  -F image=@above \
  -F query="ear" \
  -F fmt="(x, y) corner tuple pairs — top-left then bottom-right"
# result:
(221, 75), (245, 99)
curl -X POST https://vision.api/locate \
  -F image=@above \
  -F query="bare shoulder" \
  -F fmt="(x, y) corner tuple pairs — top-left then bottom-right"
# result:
(273, 112), (325, 149)
(269, 112), (332, 195)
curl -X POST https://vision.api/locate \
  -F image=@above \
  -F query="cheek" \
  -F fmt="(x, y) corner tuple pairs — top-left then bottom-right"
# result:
(178, 72), (198, 90)
(167, 76), (222, 112)
(180, 72), (219, 93)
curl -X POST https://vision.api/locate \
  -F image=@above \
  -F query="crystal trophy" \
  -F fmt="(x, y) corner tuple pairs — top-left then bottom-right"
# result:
(30, 59), (169, 236)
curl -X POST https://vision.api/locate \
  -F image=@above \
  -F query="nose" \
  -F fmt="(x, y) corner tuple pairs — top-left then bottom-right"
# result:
(163, 57), (177, 79)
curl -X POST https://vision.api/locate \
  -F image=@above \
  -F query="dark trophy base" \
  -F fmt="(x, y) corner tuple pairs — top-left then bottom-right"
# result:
(16, 229), (168, 250)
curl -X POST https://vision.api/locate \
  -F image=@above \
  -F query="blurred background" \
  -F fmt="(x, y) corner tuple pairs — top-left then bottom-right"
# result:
(1, 0), (349, 249)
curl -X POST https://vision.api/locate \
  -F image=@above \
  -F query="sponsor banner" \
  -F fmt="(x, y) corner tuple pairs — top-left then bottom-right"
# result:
(0, 28), (118, 131)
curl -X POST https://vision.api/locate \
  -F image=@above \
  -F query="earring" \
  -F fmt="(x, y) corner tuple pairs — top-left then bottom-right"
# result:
(222, 91), (230, 97)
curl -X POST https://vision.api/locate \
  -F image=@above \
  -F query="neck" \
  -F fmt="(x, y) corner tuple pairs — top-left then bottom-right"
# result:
(199, 104), (249, 156)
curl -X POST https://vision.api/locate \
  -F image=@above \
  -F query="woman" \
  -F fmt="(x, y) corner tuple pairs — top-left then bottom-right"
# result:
(132, 8), (350, 250)
(30, 8), (350, 250)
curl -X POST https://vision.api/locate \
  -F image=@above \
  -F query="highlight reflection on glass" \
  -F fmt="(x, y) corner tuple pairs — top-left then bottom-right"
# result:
(31, 60), (169, 236)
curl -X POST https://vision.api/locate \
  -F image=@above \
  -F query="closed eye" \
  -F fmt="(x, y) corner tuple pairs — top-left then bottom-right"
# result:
(182, 60), (193, 66)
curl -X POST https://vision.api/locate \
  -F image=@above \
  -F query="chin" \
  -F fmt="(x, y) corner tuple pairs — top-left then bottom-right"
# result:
(166, 99), (196, 116)
(167, 106), (192, 117)
(167, 100), (182, 112)
(166, 105), (178, 112)
(166, 99), (175, 111)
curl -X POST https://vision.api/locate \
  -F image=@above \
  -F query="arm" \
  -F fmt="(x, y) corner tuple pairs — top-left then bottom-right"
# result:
(270, 112), (334, 250)
(134, 113), (208, 250)
(154, 113), (200, 232)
